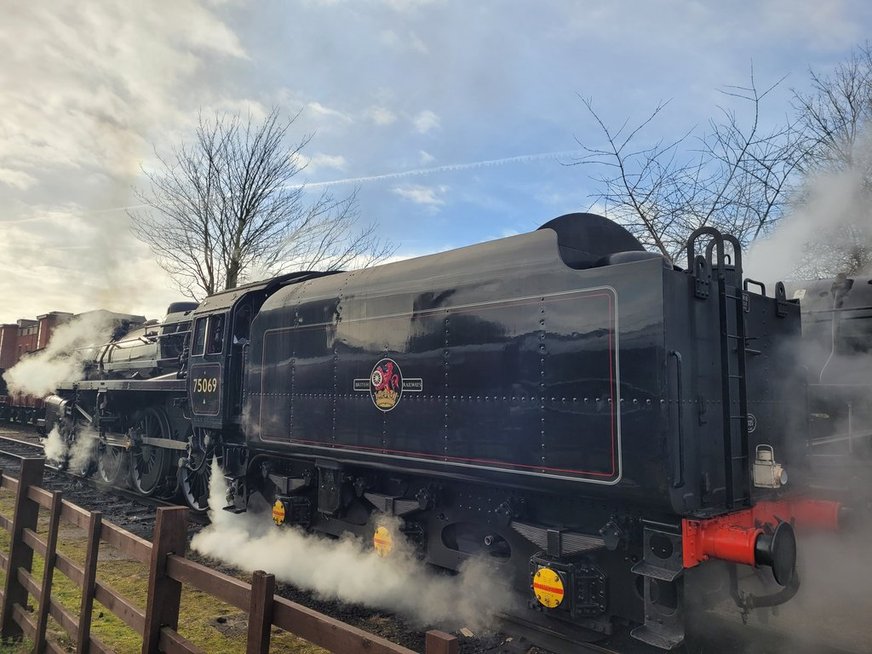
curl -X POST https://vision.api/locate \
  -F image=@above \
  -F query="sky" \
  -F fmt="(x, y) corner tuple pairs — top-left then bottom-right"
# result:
(2, 0), (872, 323)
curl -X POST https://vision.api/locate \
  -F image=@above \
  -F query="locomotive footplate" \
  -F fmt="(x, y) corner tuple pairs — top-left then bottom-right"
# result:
(529, 554), (609, 626)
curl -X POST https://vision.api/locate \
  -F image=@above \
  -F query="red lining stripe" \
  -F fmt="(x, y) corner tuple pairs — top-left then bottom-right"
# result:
(262, 288), (619, 480)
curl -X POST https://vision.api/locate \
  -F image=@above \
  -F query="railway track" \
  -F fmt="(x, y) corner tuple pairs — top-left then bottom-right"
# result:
(495, 611), (870, 654)
(0, 429), (209, 525)
(0, 428), (868, 654)
(0, 428), (47, 458)
(0, 429), (612, 654)
(498, 613), (626, 654)
(686, 614), (868, 654)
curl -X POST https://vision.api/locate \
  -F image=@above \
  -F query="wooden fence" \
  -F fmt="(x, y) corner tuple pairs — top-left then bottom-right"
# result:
(0, 458), (459, 654)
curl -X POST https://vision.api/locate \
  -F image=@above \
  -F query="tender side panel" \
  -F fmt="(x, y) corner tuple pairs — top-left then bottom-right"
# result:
(255, 288), (619, 483)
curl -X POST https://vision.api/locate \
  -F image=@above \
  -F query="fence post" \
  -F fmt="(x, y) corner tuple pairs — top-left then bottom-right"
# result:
(425, 630), (459, 654)
(246, 570), (275, 654)
(142, 507), (188, 654)
(0, 457), (45, 640)
(76, 510), (102, 654)
(34, 490), (63, 653)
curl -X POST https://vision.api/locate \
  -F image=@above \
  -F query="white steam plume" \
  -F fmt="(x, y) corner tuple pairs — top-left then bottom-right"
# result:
(42, 423), (99, 473)
(745, 168), (868, 281)
(192, 462), (515, 630)
(67, 425), (98, 473)
(745, 131), (872, 282)
(2, 313), (113, 397)
(43, 426), (68, 465)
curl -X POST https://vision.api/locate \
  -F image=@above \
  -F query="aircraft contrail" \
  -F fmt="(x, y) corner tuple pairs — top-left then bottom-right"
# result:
(295, 149), (584, 189)
(57, 149), (584, 216)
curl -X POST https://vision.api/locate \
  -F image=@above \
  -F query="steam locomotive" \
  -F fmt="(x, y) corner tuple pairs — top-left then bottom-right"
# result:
(786, 275), (872, 507)
(41, 213), (844, 650)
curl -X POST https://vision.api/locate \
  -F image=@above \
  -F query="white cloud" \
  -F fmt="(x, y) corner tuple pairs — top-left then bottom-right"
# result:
(308, 153), (348, 172)
(383, 0), (440, 11)
(0, 1), (246, 323)
(419, 150), (435, 165)
(306, 101), (353, 124)
(408, 32), (429, 54)
(0, 2), (246, 180)
(0, 168), (38, 191)
(206, 98), (270, 123)
(392, 184), (448, 206)
(291, 152), (348, 174)
(0, 205), (178, 323)
(379, 29), (428, 54)
(756, 0), (862, 50)
(368, 106), (398, 125)
(412, 110), (440, 134)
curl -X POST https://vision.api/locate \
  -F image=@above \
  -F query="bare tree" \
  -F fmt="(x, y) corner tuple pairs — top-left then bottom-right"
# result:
(573, 71), (807, 263)
(792, 224), (872, 278)
(794, 43), (872, 177)
(790, 43), (872, 276)
(130, 108), (395, 298)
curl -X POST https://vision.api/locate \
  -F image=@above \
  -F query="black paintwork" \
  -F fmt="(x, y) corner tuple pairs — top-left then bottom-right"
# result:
(224, 214), (811, 645)
(242, 217), (798, 519)
(153, 213), (805, 646)
(245, 228), (666, 503)
(186, 271), (343, 431)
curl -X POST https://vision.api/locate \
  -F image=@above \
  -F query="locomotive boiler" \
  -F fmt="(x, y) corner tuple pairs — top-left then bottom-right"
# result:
(43, 303), (197, 492)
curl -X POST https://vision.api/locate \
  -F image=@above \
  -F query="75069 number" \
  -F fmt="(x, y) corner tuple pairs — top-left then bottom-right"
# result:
(193, 377), (218, 393)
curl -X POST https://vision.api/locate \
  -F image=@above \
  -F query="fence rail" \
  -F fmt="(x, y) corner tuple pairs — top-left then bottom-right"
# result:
(0, 458), (459, 654)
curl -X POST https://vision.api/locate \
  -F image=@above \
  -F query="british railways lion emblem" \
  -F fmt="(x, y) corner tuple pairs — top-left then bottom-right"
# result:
(353, 358), (423, 412)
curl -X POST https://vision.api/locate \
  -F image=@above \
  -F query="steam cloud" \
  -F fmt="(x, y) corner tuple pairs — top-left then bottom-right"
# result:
(42, 426), (68, 464)
(739, 130), (872, 650)
(42, 424), (99, 473)
(745, 131), (872, 282)
(192, 463), (515, 631)
(2, 313), (112, 397)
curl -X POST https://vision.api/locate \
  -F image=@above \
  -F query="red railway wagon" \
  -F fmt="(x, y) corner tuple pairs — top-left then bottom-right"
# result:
(1, 310), (148, 424)
(0, 312), (73, 423)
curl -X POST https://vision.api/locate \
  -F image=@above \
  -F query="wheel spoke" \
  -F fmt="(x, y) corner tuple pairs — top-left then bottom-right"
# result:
(97, 445), (127, 486)
(179, 430), (218, 513)
(130, 408), (172, 496)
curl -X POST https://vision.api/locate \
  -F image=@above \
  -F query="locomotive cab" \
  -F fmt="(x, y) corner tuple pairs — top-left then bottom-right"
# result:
(184, 286), (262, 511)
(181, 272), (342, 511)
(188, 311), (228, 424)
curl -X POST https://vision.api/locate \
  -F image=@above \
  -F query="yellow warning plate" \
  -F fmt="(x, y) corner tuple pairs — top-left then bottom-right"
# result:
(533, 566), (565, 608)
(373, 525), (393, 557)
(272, 499), (286, 525)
